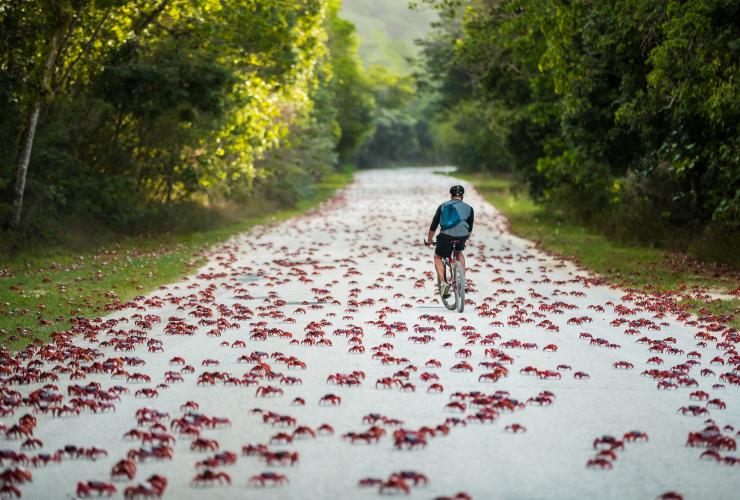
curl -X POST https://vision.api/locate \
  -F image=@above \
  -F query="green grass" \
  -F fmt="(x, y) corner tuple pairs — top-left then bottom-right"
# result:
(0, 168), (355, 349)
(456, 171), (740, 328)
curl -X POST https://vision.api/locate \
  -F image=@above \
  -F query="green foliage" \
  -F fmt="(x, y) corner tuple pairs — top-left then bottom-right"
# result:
(354, 66), (437, 167)
(0, 0), (371, 242)
(432, 99), (512, 172)
(421, 0), (740, 257)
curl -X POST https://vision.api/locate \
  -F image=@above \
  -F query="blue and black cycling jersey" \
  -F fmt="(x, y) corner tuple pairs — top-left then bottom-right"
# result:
(430, 200), (474, 238)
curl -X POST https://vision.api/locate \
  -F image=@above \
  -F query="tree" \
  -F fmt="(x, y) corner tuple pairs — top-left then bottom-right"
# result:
(2, 0), (173, 228)
(419, 0), (740, 246)
(5, 1), (72, 228)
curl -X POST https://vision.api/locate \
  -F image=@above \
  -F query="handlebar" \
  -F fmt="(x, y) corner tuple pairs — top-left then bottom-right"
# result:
(423, 238), (464, 248)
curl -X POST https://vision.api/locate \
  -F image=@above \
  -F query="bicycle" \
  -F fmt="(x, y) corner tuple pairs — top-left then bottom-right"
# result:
(424, 239), (465, 312)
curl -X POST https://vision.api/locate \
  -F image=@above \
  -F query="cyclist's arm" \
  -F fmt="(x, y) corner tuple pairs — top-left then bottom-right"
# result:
(427, 205), (441, 243)
(467, 207), (474, 234)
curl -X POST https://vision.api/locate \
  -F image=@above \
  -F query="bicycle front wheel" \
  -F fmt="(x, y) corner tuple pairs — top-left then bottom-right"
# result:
(455, 261), (465, 313)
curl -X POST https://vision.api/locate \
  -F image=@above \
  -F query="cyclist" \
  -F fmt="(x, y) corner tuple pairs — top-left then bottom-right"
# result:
(425, 184), (474, 298)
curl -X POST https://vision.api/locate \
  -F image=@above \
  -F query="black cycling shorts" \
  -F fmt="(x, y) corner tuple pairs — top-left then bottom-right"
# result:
(435, 234), (467, 259)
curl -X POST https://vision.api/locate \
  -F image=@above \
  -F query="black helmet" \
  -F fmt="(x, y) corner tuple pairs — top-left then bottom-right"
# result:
(450, 185), (465, 196)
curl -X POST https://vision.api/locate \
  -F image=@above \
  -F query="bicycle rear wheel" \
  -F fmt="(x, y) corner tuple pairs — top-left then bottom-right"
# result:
(455, 261), (465, 313)
(440, 261), (457, 311)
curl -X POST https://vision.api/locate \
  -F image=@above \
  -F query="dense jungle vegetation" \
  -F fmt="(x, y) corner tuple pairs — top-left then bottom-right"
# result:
(0, 0), (387, 251)
(416, 0), (739, 263)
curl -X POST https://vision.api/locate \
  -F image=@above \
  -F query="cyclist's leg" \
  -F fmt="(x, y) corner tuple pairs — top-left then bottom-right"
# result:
(434, 236), (451, 285)
(435, 235), (454, 297)
(434, 254), (445, 285)
(437, 255), (451, 298)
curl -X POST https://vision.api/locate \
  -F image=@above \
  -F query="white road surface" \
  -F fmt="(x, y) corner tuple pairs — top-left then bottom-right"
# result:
(1, 167), (738, 500)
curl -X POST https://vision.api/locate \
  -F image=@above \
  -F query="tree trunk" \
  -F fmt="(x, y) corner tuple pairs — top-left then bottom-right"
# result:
(8, 101), (42, 229)
(6, 28), (64, 229)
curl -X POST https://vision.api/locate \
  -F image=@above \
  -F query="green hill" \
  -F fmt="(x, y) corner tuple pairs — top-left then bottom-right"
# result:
(340, 0), (437, 74)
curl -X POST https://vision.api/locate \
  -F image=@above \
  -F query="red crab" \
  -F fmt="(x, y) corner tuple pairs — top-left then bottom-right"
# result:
(0, 467), (32, 485)
(4, 425), (33, 439)
(505, 424), (526, 433)
(318, 424), (335, 436)
(586, 458), (612, 469)
(390, 471), (428, 486)
(678, 406), (709, 416)
(191, 438), (219, 452)
(612, 361), (634, 370)
(689, 391), (709, 401)
(393, 433), (427, 450)
(450, 361), (473, 372)
(537, 370), (561, 380)
(249, 472), (289, 487)
(0, 484), (21, 499)
(262, 451), (299, 466)
(20, 438), (42, 450)
(379, 477), (410, 495)
(293, 426), (316, 439)
(623, 431), (649, 442)
(215, 451), (238, 466)
(269, 432), (294, 445)
(242, 444), (268, 457)
(593, 436), (624, 451)
(192, 469), (231, 486)
(181, 401), (199, 411)
(123, 474), (167, 499)
(319, 394), (341, 406)
(706, 399), (726, 410)
(76, 481), (117, 497)
(111, 459), (137, 481)
(434, 493), (472, 500)
(135, 388), (158, 398)
(656, 493), (683, 500)
(255, 386), (284, 398)
(445, 401), (467, 412)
